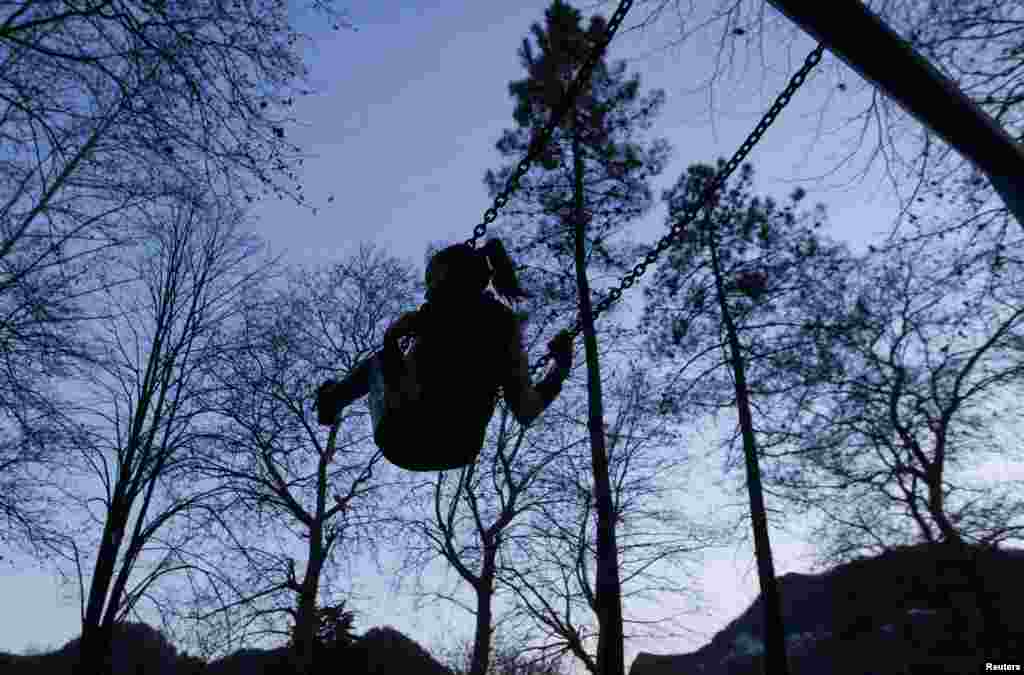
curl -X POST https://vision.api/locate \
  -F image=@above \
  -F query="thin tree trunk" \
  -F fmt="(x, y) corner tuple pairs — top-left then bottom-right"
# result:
(292, 536), (325, 675)
(469, 557), (495, 675)
(292, 451), (331, 675)
(76, 500), (129, 675)
(101, 442), (172, 634)
(78, 365), (163, 674)
(572, 124), (624, 675)
(706, 219), (789, 675)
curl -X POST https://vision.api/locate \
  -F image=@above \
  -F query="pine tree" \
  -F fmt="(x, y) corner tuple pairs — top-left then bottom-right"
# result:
(642, 160), (851, 675)
(484, 3), (670, 674)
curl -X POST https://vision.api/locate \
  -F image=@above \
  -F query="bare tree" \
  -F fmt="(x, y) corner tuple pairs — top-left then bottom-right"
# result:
(0, 0), (352, 561)
(497, 361), (713, 674)
(39, 188), (275, 675)
(0, 0), (352, 204)
(753, 231), (1024, 657)
(182, 244), (420, 673)
(397, 360), (710, 675)
(396, 391), (568, 675)
(0, 0), (354, 327)
(752, 220), (1024, 549)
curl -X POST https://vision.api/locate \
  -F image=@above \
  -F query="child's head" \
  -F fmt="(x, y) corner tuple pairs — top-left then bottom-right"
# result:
(426, 239), (530, 304)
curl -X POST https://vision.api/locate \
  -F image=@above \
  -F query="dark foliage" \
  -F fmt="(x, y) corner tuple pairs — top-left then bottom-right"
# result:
(287, 600), (358, 663)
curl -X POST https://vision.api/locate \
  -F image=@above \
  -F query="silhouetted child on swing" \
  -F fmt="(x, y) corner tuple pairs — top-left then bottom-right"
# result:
(316, 239), (573, 471)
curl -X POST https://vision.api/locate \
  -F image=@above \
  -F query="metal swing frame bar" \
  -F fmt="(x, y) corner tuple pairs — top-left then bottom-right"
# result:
(766, 0), (1024, 226)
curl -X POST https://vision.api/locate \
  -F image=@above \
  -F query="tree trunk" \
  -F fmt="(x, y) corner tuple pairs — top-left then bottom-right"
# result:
(469, 556), (495, 675)
(572, 124), (624, 675)
(77, 620), (116, 675)
(290, 439), (340, 675)
(706, 220), (789, 675)
(292, 525), (326, 675)
(932, 508), (1005, 658)
(76, 501), (129, 675)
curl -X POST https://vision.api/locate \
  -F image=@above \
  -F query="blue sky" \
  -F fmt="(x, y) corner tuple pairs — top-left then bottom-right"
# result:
(0, 0), (928, 668)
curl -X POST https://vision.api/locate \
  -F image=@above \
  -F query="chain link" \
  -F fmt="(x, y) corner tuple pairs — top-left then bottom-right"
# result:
(464, 0), (635, 248)
(530, 43), (825, 374)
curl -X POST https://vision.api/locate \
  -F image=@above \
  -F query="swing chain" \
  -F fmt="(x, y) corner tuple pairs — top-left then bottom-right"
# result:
(465, 0), (635, 249)
(532, 43), (826, 373)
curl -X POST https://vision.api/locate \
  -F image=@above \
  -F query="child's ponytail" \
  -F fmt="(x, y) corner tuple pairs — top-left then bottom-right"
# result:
(480, 239), (531, 303)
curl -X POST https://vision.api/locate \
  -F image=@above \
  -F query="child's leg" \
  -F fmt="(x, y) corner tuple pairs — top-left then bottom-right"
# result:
(333, 356), (376, 407)
(317, 356), (376, 425)
(380, 339), (424, 402)
(379, 340), (404, 390)
(319, 343), (421, 427)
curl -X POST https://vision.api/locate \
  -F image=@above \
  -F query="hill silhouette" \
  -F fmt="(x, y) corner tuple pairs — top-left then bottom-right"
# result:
(630, 542), (1023, 675)
(0, 622), (452, 675)
(6, 543), (1018, 675)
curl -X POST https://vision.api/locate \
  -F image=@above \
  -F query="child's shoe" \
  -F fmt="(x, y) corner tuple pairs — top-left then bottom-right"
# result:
(316, 380), (340, 426)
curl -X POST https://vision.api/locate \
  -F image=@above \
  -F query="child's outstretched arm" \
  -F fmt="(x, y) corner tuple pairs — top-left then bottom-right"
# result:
(316, 309), (420, 426)
(503, 328), (573, 426)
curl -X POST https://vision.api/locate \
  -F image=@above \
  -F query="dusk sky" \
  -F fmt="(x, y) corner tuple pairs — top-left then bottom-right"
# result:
(3, 0), (988, 670)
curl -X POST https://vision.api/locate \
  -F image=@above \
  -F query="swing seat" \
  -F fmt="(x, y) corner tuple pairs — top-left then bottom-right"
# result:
(367, 354), (483, 472)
